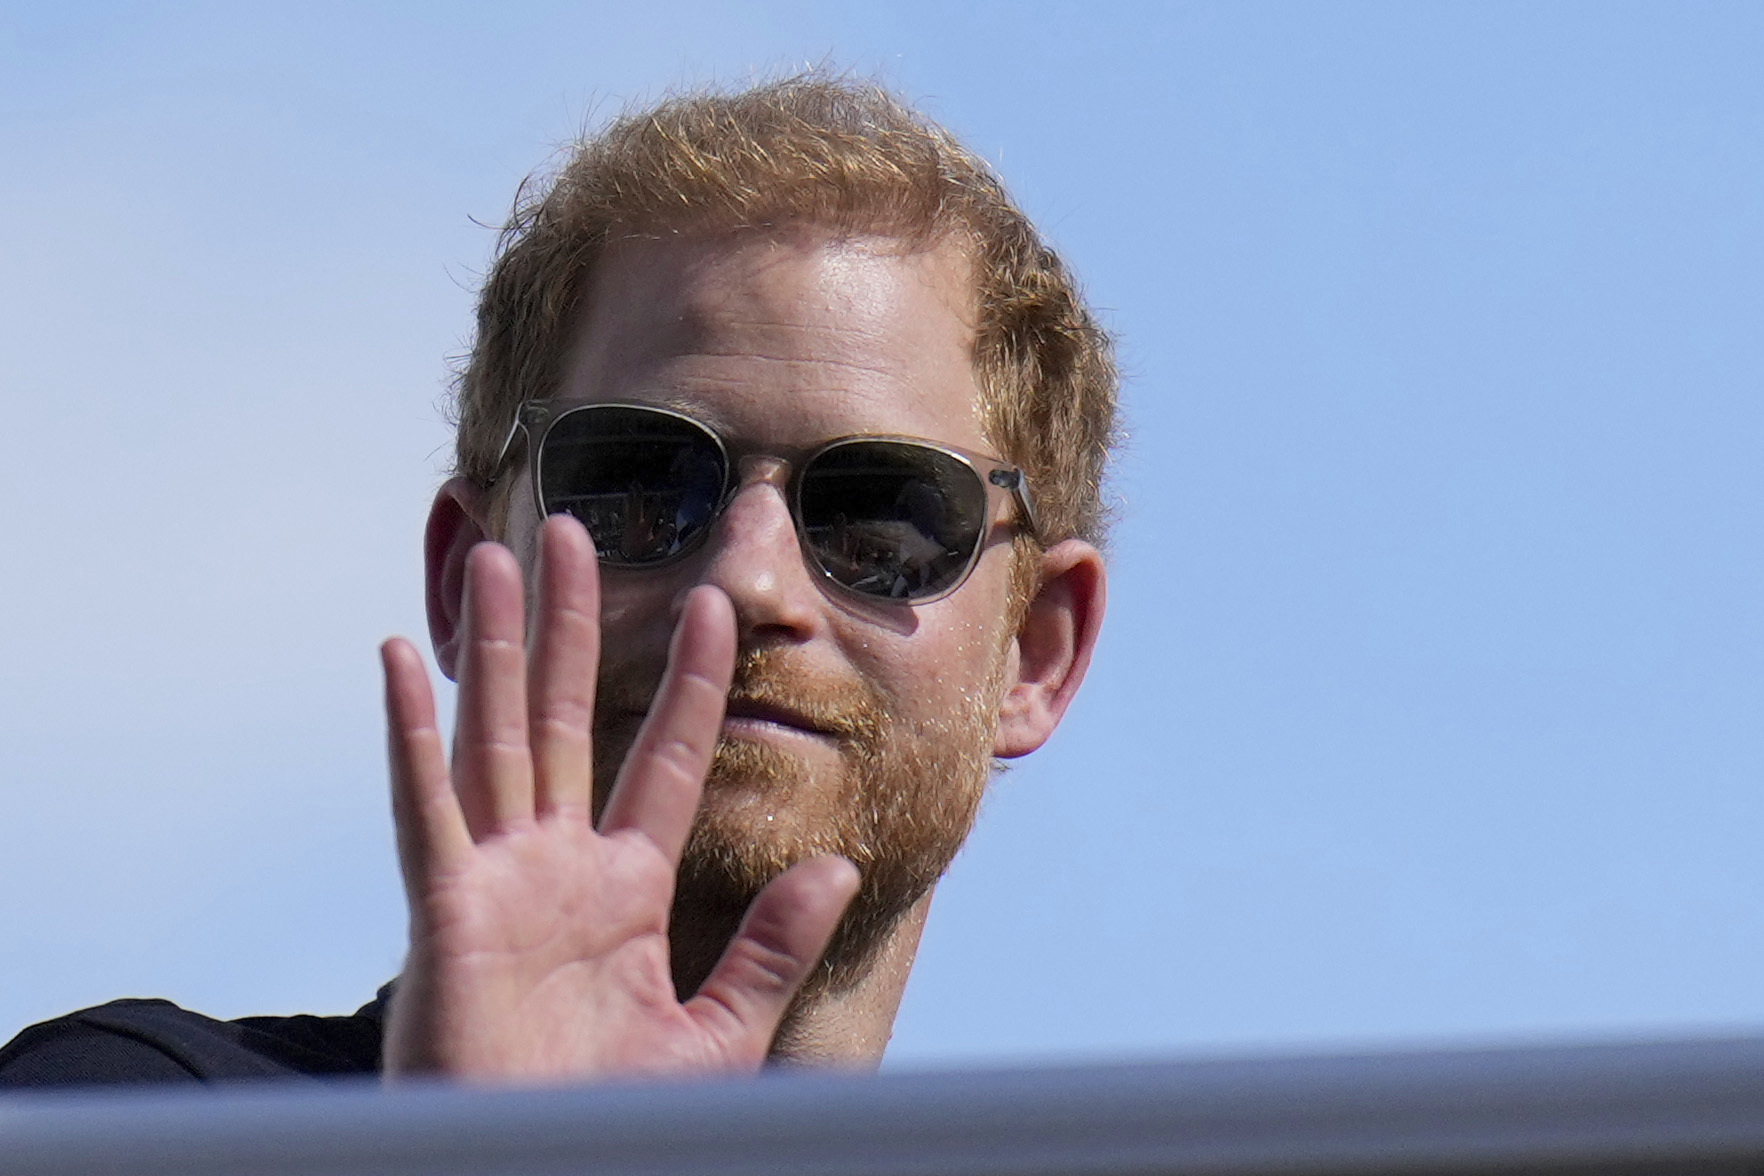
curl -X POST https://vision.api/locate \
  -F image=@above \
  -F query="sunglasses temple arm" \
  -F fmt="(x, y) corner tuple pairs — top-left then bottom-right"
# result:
(991, 467), (1039, 538)
(493, 416), (526, 477)
(1016, 481), (1040, 538)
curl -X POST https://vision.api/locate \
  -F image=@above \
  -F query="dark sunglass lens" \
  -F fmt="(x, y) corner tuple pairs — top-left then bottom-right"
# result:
(799, 441), (988, 600)
(537, 407), (725, 564)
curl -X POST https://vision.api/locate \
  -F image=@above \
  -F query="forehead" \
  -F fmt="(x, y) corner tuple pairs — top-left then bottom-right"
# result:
(559, 227), (987, 450)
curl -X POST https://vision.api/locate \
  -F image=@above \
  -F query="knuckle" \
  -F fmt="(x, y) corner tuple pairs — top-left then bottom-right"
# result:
(550, 601), (600, 630)
(471, 635), (524, 655)
(651, 733), (711, 776)
(638, 726), (712, 782)
(724, 937), (801, 996)
(678, 668), (730, 700)
(533, 711), (591, 741)
(469, 737), (530, 762)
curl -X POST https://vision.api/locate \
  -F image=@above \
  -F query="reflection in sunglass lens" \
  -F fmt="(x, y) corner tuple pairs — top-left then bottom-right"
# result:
(537, 407), (726, 564)
(799, 441), (988, 600)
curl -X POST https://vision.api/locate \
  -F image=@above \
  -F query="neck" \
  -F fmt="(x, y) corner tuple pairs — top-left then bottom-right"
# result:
(766, 889), (934, 1068)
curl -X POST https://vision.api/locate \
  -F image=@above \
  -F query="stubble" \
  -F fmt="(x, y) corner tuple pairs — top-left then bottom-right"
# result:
(592, 644), (1002, 1001)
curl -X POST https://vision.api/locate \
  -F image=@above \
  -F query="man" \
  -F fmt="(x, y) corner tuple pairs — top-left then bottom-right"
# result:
(0, 74), (1114, 1086)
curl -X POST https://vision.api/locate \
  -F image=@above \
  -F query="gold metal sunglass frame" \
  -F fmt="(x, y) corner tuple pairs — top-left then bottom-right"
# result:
(495, 399), (1039, 605)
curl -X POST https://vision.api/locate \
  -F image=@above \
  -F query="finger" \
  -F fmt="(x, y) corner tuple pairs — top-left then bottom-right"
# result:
(452, 542), (536, 838)
(381, 638), (472, 894)
(685, 856), (862, 1064)
(597, 585), (735, 863)
(528, 515), (601, 821)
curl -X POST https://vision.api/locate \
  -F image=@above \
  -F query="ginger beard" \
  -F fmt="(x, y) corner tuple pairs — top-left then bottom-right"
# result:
(591, 642), (1005, 1003)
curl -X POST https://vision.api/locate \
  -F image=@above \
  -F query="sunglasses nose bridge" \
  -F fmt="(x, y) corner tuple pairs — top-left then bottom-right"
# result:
(721, 453), (803, 549)
(714, 452), (803, 550)
(692, 451), (828, 636)
(734, 453), (793, 490)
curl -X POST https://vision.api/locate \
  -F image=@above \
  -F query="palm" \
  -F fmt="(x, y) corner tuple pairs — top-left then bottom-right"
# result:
(407, 821), (711, 1076)
(379, 516), (857, 1081)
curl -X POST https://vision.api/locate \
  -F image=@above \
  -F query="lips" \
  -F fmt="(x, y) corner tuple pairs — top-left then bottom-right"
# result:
(595, 648), (883, 746)
(721, 696), (835, 740)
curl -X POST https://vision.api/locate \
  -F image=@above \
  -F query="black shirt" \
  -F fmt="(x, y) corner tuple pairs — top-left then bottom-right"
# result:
(0, 989), (386, 1087)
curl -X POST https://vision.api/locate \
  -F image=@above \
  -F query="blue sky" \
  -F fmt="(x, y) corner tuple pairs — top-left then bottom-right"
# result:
(2, 1), (1762, 1068)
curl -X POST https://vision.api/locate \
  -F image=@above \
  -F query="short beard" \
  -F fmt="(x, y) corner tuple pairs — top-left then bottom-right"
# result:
(592, 645), (1001, 1003)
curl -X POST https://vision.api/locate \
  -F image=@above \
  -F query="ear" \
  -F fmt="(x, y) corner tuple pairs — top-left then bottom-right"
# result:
(993, 539), (1107, 759)
(424, 477), (494, 682)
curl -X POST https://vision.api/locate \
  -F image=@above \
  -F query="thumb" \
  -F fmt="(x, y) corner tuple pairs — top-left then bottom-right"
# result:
(683, 856), (862, 1065)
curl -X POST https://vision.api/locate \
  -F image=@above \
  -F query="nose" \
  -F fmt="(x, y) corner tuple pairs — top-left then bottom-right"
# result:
(687, 456), (823, 644)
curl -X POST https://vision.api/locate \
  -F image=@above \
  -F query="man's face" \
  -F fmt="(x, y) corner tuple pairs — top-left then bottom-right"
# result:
(499, 226), (1024, 991)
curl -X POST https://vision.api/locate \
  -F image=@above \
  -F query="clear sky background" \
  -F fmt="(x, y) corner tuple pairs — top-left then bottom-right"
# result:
(3, 2), (1761, 1069)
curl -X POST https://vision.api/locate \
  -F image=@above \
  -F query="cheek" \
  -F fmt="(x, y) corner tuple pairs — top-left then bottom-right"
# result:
(921, 564), (1022, 710)
(490, 505), (543, 620)
(596, 568), (698, 663)
(500, 499), (541, 565)
(599, 583), (664, 642)
(847, 601), (1014, 722)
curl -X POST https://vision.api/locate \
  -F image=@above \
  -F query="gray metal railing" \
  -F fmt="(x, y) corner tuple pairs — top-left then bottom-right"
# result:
(5, 1035), (1764, 1175)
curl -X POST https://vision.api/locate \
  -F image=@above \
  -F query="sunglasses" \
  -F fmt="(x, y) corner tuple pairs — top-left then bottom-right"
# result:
(495, 400), (1038, 604)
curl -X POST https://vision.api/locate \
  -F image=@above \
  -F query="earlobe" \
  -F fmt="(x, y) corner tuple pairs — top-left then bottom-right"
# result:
(424, 477), (494, 681)
(993, 540), (1107, 759)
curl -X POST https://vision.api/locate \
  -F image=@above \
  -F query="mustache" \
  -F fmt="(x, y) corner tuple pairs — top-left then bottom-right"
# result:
(594, 646), (887, 744)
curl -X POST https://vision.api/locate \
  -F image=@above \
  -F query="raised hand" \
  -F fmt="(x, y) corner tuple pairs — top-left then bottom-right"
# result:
(378, 515), (859, 1082)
